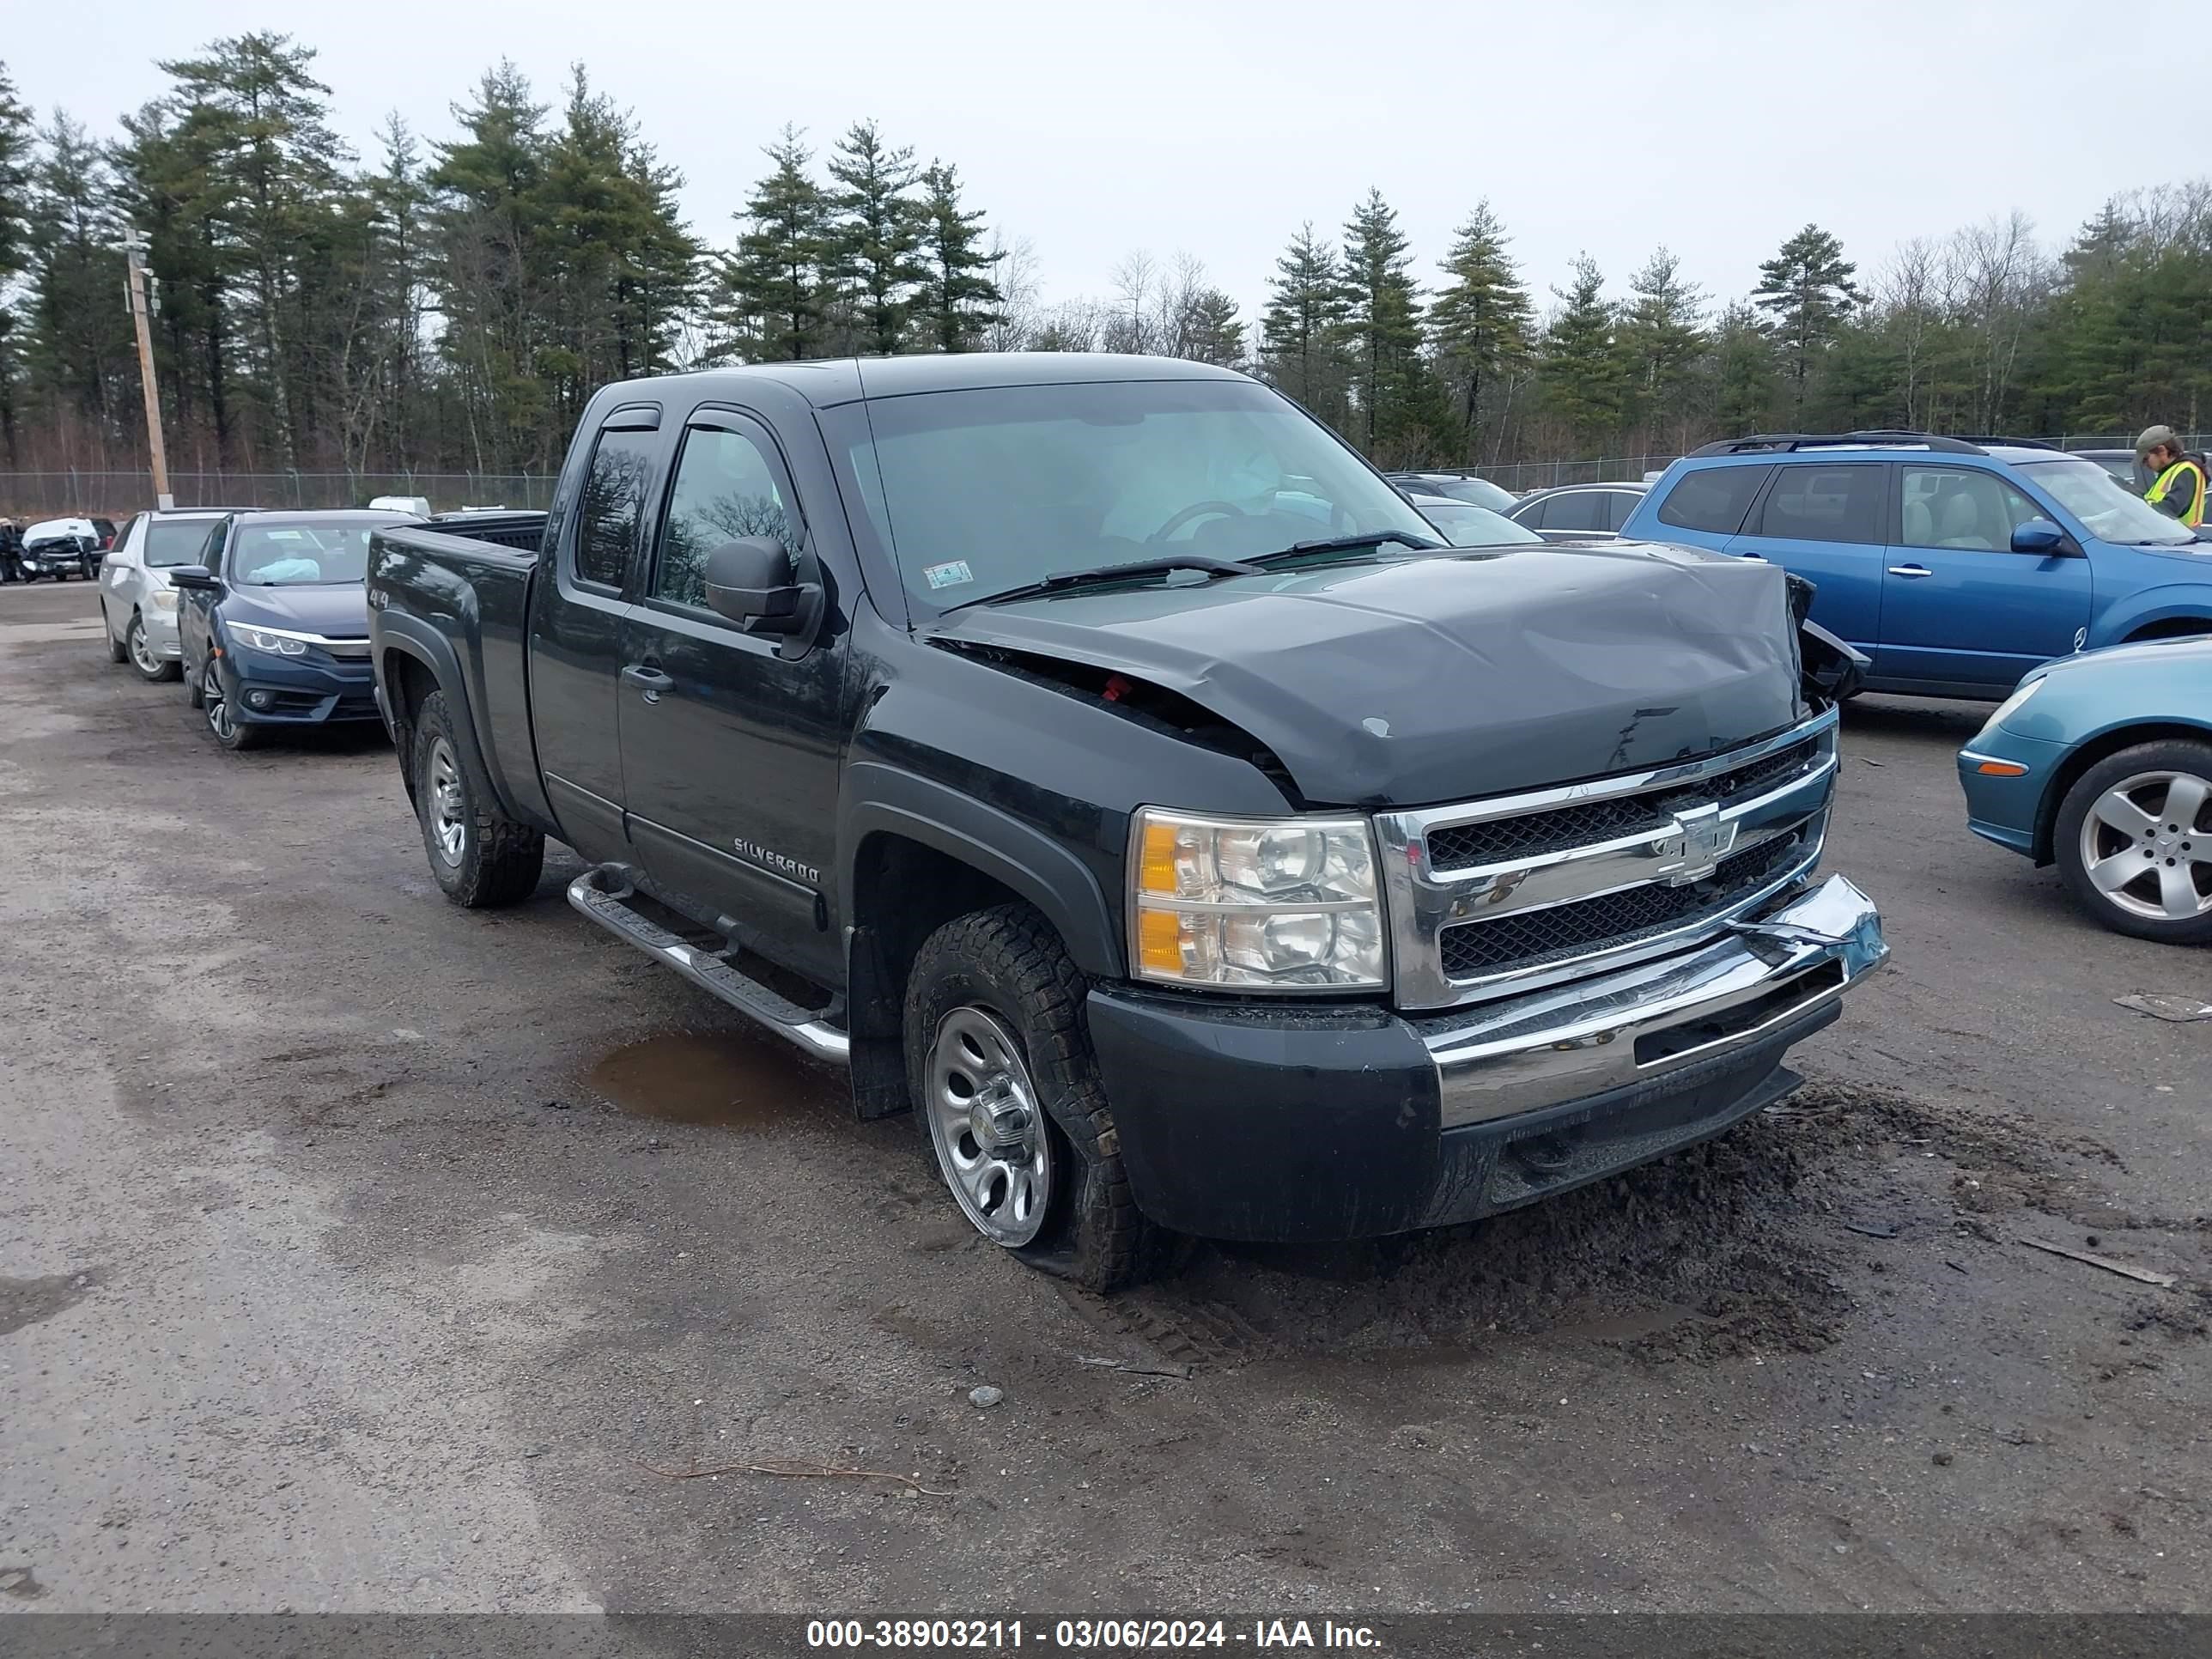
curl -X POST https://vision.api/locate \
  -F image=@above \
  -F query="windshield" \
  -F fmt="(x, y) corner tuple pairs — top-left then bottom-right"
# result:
(2019, 459), (2197, 547)
(830, 380), (1441, 608)
(226, 514), (406, 585)
(146, 520), (218, 568)
(1412, 501), (1543, 548)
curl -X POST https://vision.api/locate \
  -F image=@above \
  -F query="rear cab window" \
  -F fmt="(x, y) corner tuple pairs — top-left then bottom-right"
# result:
(571, 426), (660, 590)
(1656, 465), (1774, 536)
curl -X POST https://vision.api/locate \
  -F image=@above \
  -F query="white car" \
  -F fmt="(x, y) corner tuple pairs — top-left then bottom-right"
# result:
(20, 517), (103, 580)
(99, 510), (228, 682)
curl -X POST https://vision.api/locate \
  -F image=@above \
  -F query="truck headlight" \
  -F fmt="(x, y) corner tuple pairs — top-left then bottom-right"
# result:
(1128, 809), (1387, 990)
(149, 589), (179, 612)
(228, 623), (308, 658)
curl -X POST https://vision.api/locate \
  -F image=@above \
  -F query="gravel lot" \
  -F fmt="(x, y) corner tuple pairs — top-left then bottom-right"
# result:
(3, 575), (2207, 1615)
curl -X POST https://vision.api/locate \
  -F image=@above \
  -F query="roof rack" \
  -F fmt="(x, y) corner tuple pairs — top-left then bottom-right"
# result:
(1690, 430), (1987, 458)
(1946, 434), (2060, 451)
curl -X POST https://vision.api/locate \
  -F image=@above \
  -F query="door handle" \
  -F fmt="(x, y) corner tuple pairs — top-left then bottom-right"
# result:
(1887, 564), (1934, 579)
(621, 664), (674, 702)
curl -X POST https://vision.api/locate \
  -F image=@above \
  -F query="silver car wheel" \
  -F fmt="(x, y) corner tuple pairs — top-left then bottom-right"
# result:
(2079, 769), (2212, 922)
(204, 662), (234, 740)
(427, 737), (467, 864)
(923, 1006), (1053, 1249)
(128, 616), (159, 674)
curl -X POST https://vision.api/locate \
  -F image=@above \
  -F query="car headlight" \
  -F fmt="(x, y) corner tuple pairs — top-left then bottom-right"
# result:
(1128, 808), (1387, 989)
(1976, 677), (2044, 740)
(149, 589), (179, 612)
(228, 623), (309, 657)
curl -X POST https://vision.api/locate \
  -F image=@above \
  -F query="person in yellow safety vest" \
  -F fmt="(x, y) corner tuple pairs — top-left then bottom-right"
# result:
(2135, 424), (2207, 527)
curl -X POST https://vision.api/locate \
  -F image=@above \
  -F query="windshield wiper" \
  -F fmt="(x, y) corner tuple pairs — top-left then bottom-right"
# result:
(945, 554), (1263, 611)
(1245, 528), (1443, 566)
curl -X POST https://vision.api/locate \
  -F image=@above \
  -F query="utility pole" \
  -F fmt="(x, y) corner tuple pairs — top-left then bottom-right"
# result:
(119, 228), (173, 510)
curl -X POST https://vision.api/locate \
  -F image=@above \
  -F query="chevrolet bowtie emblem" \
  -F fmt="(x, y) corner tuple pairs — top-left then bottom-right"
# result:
(1662, 803), (1737, 884)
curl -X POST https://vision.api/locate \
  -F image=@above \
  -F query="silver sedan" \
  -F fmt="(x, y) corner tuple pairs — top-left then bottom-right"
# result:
(99, 510), (227, 683)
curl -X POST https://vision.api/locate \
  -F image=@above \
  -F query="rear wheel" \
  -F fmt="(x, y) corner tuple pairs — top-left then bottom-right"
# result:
(126, 613), (179, 682)
(903, 903), (1179, 1291)
(2054, 740), (2212, 945)
(412, 690), (544, 907)
(103, 603), (128, 664)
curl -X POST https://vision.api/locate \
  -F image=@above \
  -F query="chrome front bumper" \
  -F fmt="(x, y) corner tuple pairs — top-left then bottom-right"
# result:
(1423, 874), (1886, 1128)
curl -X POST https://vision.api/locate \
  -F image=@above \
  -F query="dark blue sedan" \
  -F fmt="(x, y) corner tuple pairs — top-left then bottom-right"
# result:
(171, 510), (416, 751)
(1958, 635), (2212, 944)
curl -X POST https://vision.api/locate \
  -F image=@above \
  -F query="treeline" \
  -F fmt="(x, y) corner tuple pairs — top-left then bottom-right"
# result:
(3, 35), (2209, 481)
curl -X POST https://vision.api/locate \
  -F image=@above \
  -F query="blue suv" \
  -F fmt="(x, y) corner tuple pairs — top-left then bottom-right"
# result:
(1620, 432), (2212, 698)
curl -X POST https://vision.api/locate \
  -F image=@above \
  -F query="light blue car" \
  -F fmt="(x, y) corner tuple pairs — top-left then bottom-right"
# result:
(1957, 635), (2212, 943)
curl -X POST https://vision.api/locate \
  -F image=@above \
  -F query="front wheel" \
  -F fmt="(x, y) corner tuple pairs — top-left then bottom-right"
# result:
(201, 658), (264, 750)
(903, 903), (1178, 1291)
(126, 613), (179, 682)
(2054, 740), (2212, 945)
(411, 690), (544, 907)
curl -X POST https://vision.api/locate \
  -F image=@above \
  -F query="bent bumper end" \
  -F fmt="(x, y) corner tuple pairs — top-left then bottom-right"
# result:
(1087, 876), (1887, 1244)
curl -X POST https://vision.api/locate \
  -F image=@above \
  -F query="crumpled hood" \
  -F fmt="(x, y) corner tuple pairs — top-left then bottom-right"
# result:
(221, 583), (370, 637)
(928, 542), (1808, 807)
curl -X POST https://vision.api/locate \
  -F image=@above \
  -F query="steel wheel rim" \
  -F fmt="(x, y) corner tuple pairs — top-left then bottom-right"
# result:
(427, 737), (467, 863)
(924, 1006), (1053, 1248)
(128, 617), (157, 673)
(204, 663), (233, 739)
(2080, 769), (2212, 921)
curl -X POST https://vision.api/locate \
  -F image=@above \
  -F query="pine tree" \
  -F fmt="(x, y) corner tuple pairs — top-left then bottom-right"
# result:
(0, 62), (38, 462)
(430, 63), (552, 470)
(1713, 301), (1778, 434)
(825, 121), (926, 356)
(915, 162), (1000, 352)
(1340, 189), (1446, 459)
(726, 125), (831, 362)
(25, 113), (133, 439)
(1539, 254), (1627, 450)
(1181, 289), (1246, 368)
(159, 33), (351, 465)
(1753, 223), (1860, 419)
(1257, 223), (1352, 426)
(1429, 202), (1532, 459)
(1618, 247), (1706, 448)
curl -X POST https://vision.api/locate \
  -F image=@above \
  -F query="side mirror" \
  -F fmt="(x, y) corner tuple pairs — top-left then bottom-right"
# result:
(167, 565), (219, 592)
(702, 537), (821, 641)
(2011, 518), (2067, 556)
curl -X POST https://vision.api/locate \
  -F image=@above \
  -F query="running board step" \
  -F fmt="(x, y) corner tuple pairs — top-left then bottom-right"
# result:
(568, 866), (850, 1065)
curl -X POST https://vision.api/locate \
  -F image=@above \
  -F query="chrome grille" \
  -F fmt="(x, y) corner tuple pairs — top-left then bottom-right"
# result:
(1374, 709), (1840, 1011)
(322, 638), (373, 660)
(1437, 831), (1810, 978)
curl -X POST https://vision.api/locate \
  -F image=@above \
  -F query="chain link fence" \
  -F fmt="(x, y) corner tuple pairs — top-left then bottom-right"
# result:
(1474, 434), (2207, 495)
(0, 471), (556, 519)
(5, 432), (2203, 516)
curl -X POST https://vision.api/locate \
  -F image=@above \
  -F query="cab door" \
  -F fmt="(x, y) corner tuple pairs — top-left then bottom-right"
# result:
(1722, 461), (1890, 658)
(1878, 464), (2093, 694)
(526, 405), (665, 863)
(616, 407), (852, 983)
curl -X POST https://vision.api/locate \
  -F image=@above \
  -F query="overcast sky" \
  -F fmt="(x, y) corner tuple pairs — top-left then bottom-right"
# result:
(7, 0), (2194, 323)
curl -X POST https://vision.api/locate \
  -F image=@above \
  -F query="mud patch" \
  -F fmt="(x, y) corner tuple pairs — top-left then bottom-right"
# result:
(582, 1028), (839, 1127)
(0, 1270), (94, 1336)
(1175, 1115), (1848, 1362)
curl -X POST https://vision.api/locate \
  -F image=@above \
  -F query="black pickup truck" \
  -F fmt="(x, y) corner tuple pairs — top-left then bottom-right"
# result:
(368, 355), (1887, 1288)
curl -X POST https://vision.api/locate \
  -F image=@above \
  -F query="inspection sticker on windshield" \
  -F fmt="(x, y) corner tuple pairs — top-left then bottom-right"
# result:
(923, 560), (973, 591)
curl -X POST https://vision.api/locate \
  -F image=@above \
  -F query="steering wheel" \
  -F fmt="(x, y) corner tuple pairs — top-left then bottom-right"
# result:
(1148, 501), (1246, 544)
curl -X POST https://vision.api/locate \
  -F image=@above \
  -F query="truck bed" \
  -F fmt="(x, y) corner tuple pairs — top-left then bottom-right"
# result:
(367, 516), (554, 833)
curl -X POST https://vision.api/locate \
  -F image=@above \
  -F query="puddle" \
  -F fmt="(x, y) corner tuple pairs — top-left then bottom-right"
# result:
(582, 1029), (837, 1127)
